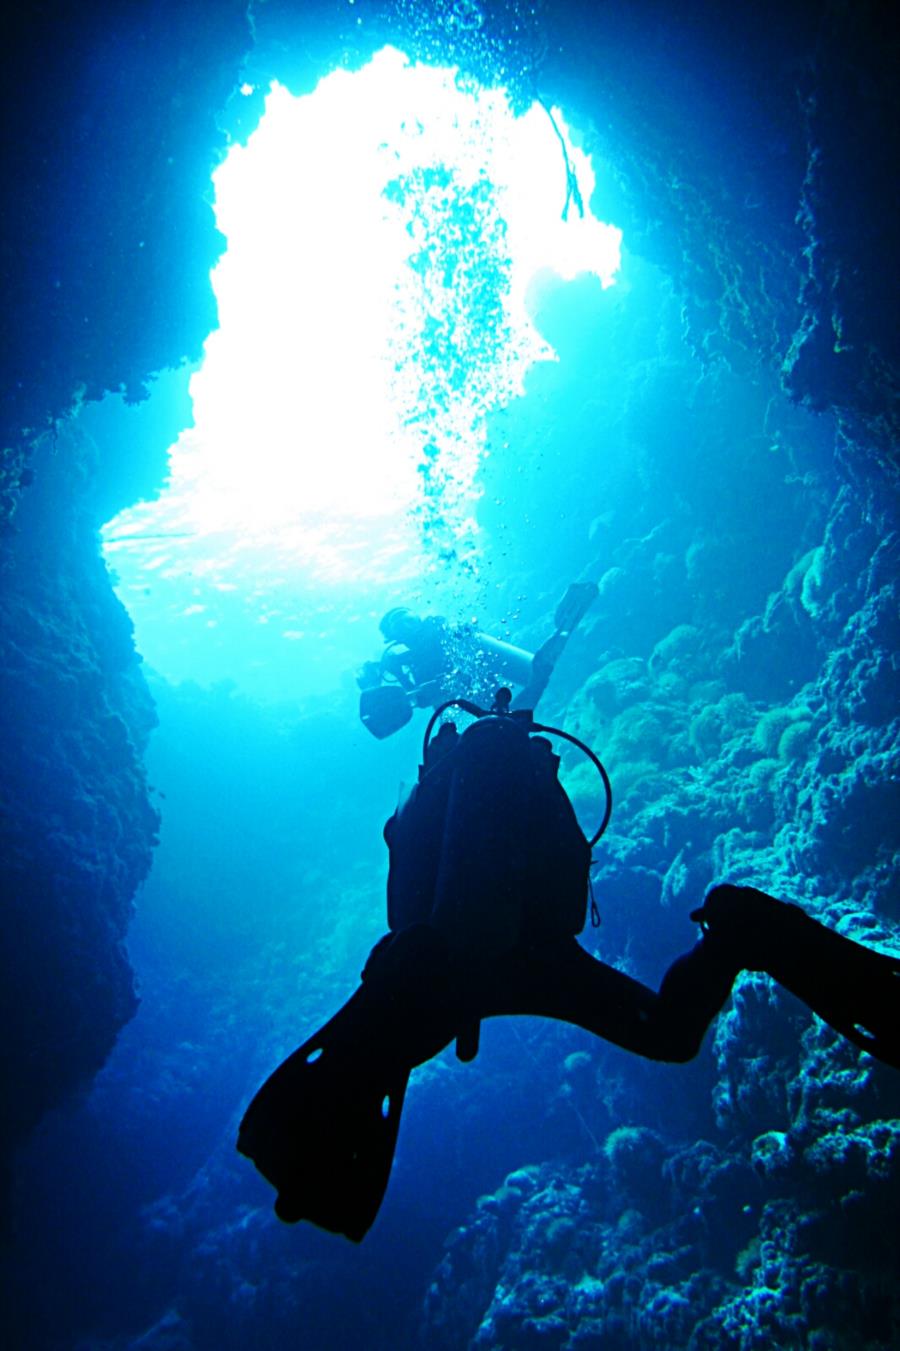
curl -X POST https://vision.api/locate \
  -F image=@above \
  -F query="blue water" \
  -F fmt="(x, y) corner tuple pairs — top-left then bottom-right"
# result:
(6, 17), (900, 1351)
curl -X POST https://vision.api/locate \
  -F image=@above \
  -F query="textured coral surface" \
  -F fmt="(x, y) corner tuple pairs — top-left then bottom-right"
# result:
(0, 429), (159, 1177)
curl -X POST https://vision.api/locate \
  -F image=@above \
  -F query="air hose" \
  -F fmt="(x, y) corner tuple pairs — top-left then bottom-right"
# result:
(422, 694), (613, 848)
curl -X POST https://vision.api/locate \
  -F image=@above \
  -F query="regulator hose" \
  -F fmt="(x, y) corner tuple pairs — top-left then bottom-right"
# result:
(422, 698), (613, 848)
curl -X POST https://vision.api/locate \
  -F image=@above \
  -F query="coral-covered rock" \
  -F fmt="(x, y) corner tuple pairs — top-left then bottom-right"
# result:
(0, 429), (159, 1180)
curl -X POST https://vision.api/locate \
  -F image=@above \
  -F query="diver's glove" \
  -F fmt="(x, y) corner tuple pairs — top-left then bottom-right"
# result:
(692, 883), (900, 1069)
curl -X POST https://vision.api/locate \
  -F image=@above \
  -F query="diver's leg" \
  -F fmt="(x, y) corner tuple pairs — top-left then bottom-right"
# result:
(479, 886), (900, 1070)
(510, 581), (598, 712)
(510, 638), (561, 711)
(478, 938), (736, 1063)
(692, 884), (900, 1068)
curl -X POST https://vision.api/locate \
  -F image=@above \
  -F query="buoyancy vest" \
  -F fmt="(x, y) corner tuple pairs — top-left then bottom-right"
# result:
(384, 713), (593, 955)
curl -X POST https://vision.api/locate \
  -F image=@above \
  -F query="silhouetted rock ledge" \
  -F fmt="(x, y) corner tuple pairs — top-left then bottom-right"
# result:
(0, 429), (159, 1186)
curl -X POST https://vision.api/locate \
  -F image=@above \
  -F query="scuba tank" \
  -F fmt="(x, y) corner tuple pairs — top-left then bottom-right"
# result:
(384, 689), (612, 956)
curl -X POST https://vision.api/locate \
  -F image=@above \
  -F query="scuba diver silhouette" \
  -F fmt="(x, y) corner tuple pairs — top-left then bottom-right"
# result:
(238, 688), (900, 1242)
(357, 580), (598, 738)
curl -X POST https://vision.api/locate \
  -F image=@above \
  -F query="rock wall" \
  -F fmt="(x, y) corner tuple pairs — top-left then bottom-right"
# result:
(0, 0), (248, 1183)
(0, 0), (250, 527)
(412, 7), (900, 1342)
(419, 472), (900, 1346)
(0, 427), (159, 1180)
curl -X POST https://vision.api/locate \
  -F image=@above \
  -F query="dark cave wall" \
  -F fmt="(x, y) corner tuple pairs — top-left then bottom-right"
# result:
(0, 0), (251, 527)
(0, 425), (160, 1171)
(782, 0), (900, 461)
(541, 0), (900, 468)
(0, 0), (249, 1174)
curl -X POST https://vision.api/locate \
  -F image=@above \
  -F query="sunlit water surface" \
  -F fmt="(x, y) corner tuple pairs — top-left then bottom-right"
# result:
(100, 46), (621, 697)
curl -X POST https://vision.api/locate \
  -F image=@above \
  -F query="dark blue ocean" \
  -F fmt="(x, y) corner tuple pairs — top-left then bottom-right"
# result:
(3, 3), (899, 1348)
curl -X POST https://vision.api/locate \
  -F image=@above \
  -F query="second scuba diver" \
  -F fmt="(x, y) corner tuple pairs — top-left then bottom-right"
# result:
(357, 580), (599, 738)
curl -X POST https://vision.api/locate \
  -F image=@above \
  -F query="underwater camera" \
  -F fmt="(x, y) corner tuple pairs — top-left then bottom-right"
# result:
(359, 682), (414, 739)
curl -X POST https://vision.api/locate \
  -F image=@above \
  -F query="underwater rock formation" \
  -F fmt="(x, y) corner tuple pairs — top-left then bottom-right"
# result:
(415, 350), (900, 1343)
(0, 2), (249, 1196)
(0, 427), (160, 1184)
(421, 1084), (900, 1350)
(0, 1), (250, 528)
(537, 0), (900, 474)
(781, 3), (900, 463)
(428, 389), (900, 1345)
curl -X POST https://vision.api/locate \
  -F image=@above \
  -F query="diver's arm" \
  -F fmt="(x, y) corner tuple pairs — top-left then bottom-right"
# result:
(380, 647), (416, 690)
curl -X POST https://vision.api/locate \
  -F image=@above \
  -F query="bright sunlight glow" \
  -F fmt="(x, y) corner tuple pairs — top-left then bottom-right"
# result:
(102, 47), (621, 681)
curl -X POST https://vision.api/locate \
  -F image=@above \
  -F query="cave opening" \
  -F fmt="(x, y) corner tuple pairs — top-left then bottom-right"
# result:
(99, 45), (622, 700)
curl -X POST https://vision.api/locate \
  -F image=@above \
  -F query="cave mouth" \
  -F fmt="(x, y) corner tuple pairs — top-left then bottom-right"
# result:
(99, 45), (621, 698)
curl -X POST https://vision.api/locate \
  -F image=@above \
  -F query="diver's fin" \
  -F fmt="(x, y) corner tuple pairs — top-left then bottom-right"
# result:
(692, 885), (900, 1070)
(455, 1019), (481, 1062)
(526, 582), (600, 698)
(553, 581), (598, 635)
(237, 926), (463, 1240)
(237, 996), (411, 1241)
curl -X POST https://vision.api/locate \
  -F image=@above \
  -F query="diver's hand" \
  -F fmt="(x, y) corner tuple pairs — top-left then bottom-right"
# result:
(690, 883), (792, 970)
(690, 882), (783, 931)
(356, 660), (384, 691)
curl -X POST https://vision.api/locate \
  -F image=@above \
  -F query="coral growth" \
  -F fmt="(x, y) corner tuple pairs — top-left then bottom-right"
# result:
(0, 429), (159, 1177)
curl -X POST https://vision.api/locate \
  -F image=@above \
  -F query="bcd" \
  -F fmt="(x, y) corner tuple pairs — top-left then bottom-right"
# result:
(384, 715), (591, 956)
